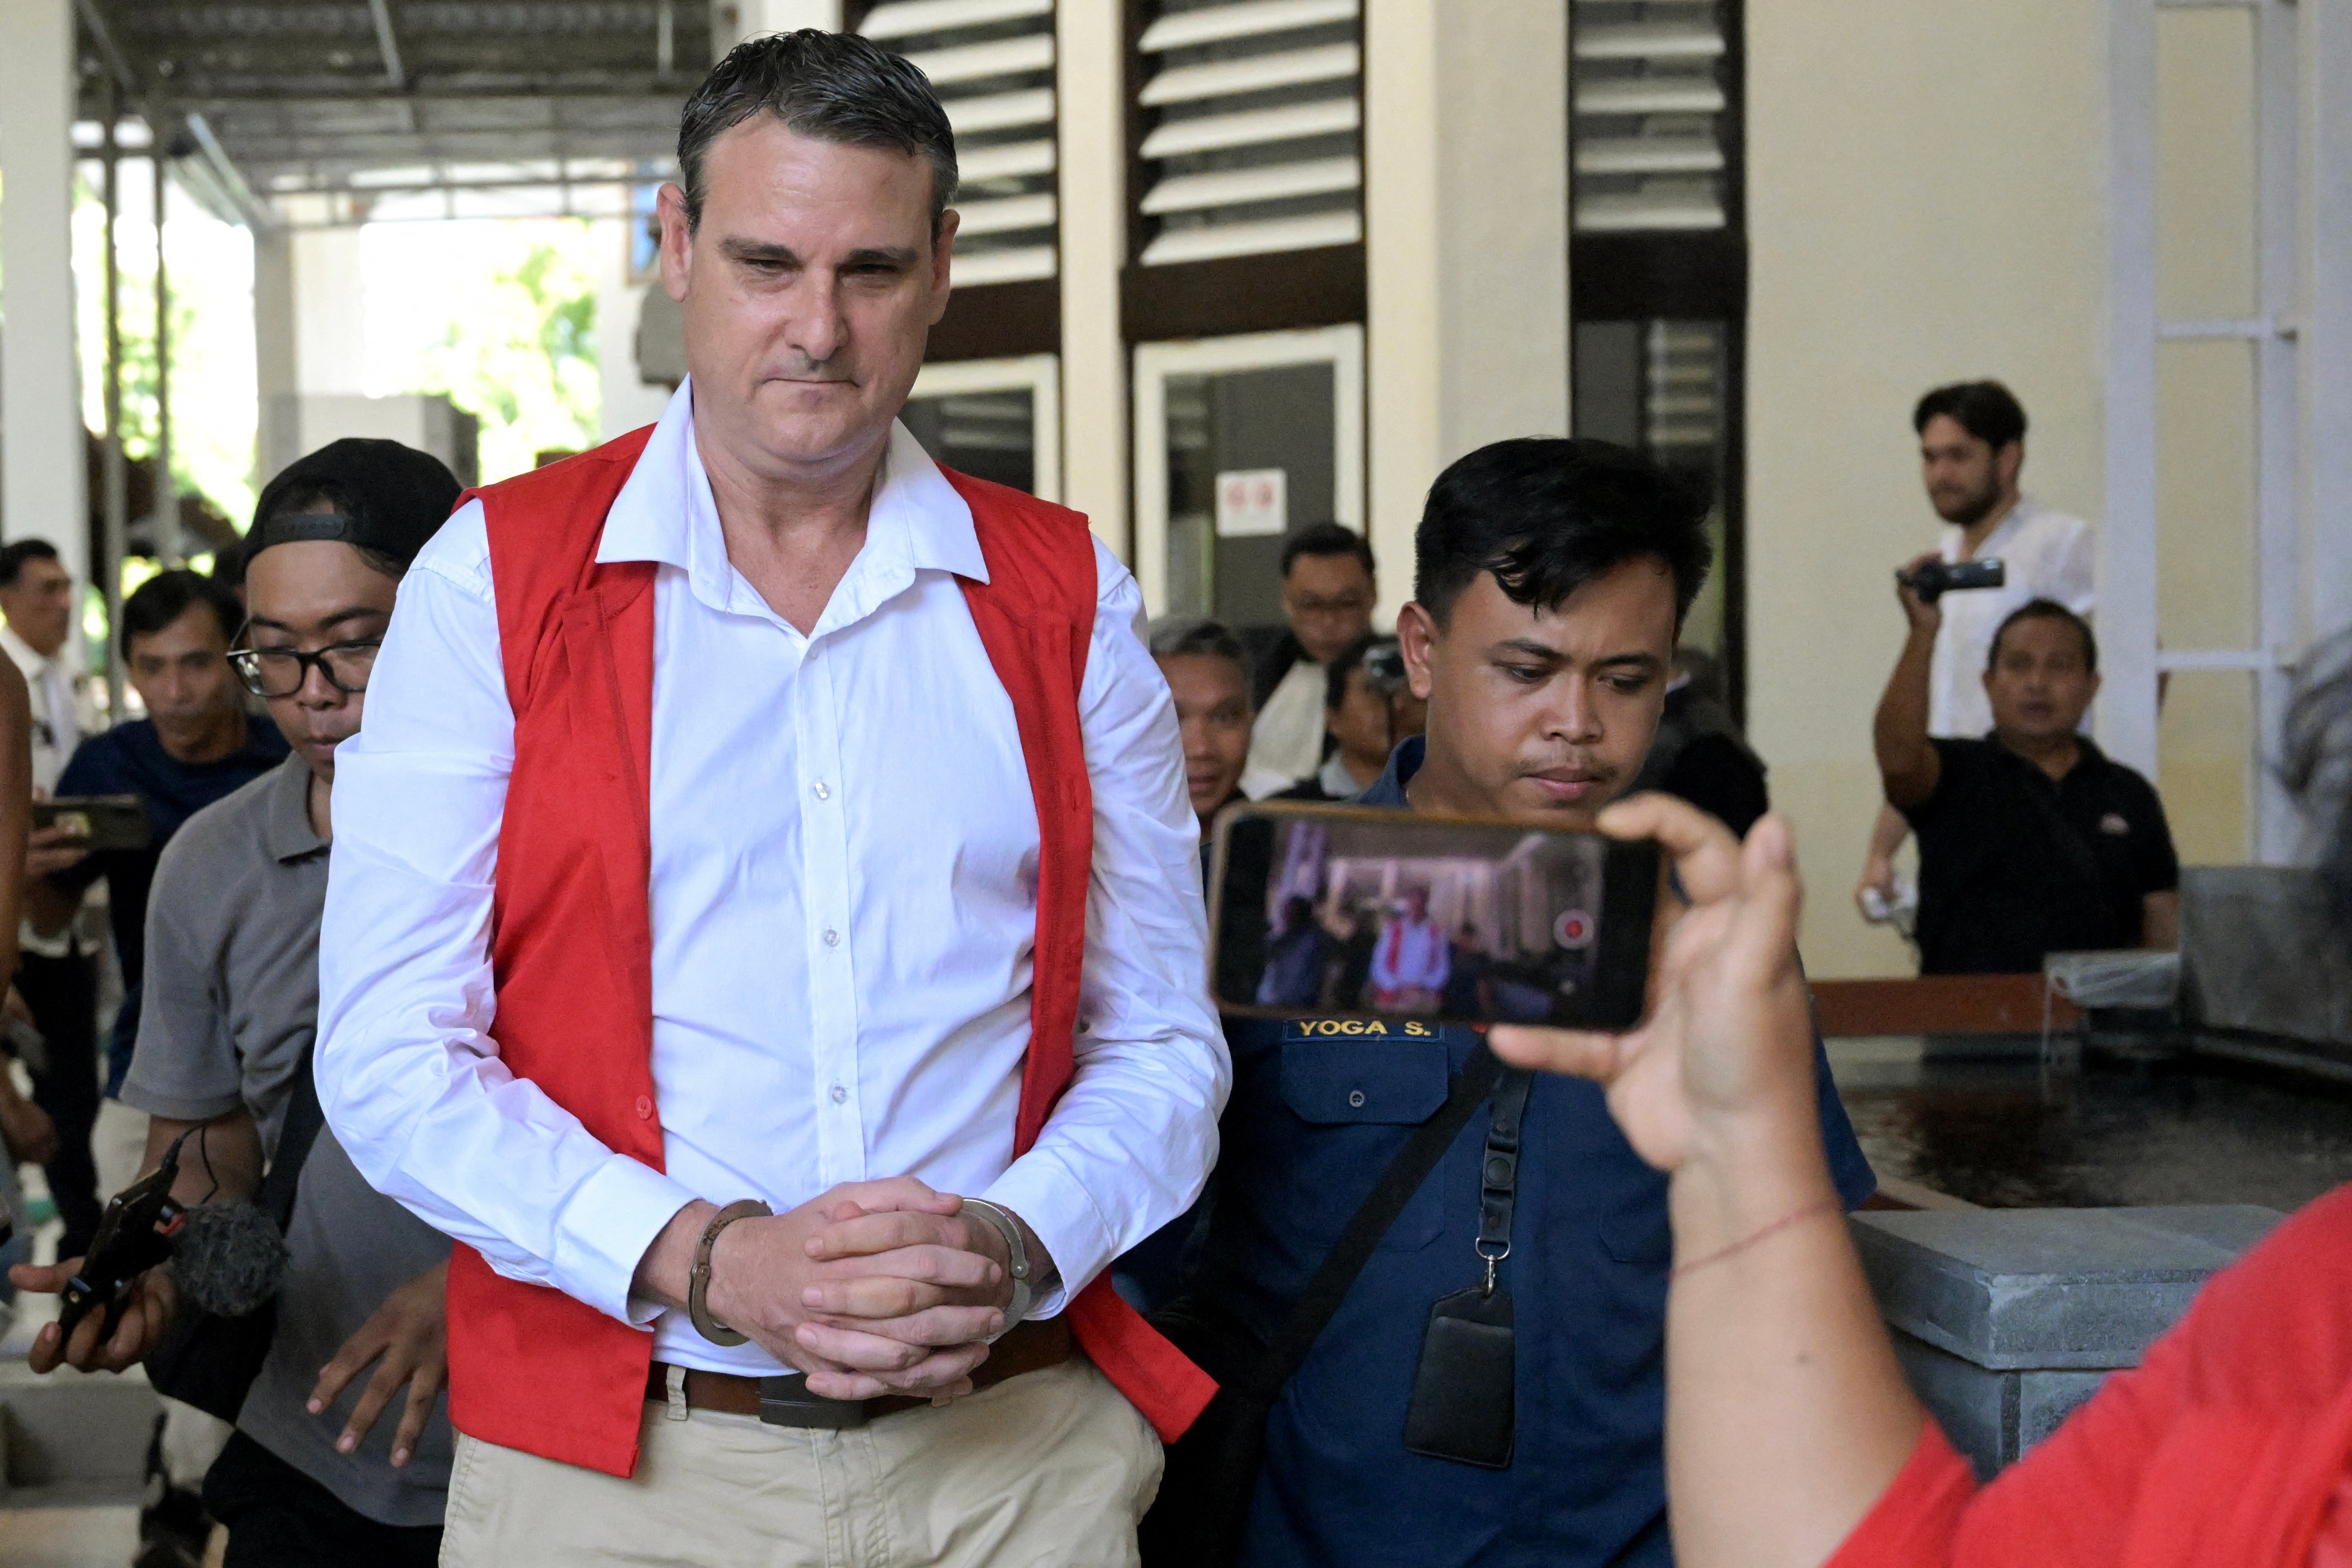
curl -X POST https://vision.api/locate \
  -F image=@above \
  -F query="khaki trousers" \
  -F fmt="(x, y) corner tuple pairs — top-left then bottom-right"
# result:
(439, 1358), (1162, 1568)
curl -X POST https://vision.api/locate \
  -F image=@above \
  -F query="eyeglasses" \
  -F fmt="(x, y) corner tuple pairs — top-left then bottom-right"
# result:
(228, 641), (381, 698)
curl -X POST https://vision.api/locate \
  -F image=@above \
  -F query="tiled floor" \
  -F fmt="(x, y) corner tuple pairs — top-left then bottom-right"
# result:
(4, 1169), (141, 1568)
(0, 1504), (140, 1568)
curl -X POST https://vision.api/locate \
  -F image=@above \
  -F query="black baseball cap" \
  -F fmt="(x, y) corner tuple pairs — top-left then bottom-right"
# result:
(244, 438), (462, 571)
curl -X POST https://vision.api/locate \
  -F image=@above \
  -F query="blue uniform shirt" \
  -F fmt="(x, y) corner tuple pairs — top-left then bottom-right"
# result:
(1199, 737), (1877, 1568)
(54, 715), (290, 1090)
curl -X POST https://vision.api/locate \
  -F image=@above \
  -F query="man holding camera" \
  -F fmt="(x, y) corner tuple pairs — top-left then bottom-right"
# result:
(1857, 381), (2095, 922)
(1175, 439), (1875, 1567)
(1875, 592), (2179, 974)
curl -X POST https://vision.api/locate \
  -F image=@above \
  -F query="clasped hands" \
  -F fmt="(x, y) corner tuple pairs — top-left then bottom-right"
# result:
(651, 1180), (1046, 1403)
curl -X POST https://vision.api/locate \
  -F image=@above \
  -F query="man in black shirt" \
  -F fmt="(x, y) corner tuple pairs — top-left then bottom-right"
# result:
(1875, 593), (2179, 974)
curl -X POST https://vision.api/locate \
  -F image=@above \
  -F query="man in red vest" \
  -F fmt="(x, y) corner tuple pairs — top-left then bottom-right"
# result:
(313, 30), (1226, 1565)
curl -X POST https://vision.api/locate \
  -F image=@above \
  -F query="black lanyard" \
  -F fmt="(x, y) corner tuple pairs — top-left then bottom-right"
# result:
(1476, 1067), (1535, 1295)
(1401, 1065), (1536, 1469)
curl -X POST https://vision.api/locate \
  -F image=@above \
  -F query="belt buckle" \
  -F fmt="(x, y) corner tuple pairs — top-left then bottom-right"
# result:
(757, 1372), (870, 1430)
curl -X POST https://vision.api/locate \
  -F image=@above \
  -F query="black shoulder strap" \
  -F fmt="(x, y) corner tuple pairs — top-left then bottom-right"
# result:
(259, 1046), (326, 1231)
(1243, 1043), (1506, 1395)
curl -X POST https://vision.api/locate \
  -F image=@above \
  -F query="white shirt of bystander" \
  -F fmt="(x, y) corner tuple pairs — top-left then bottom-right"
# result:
(316, 381), (1230, 1378)
(1248, 657), (1328, 783)
(1, 620), (84, 794)
(1927, 495), (2096, 738)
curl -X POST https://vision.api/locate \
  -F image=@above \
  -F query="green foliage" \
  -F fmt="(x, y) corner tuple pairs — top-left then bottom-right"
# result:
(71, 174), (260, 528)
(382, 221), (601, 482)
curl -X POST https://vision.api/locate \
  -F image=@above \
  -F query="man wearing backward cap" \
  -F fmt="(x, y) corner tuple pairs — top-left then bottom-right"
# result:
(12, 438), (463, 1566)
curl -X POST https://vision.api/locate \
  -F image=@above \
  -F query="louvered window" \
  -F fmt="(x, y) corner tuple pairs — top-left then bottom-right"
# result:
(1570, 0), (1731, 233)
(1134, 0), (1362, 267)
(1643, 322), (1723, 456)
(861, 0), (1058, 285)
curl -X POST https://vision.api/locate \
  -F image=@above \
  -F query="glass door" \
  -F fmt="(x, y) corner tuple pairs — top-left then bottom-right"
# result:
(901, 354), (1061, 501)
(1133, 324), (1365, 622)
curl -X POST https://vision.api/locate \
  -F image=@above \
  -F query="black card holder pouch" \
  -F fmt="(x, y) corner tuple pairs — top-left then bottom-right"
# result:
(1401, 1282), (1516, 1468)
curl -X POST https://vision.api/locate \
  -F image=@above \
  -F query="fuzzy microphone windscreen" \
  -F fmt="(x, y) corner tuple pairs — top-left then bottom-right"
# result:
(168, 1202), (291, 1319)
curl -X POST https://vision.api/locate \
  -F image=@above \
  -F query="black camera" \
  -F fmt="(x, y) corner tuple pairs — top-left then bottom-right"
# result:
(1901, 557), (2007, 603)
(1361, 640), (1408, 696)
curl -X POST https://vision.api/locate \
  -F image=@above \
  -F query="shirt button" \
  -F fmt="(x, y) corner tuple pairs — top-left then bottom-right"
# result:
(813, 780), (830, 801)
(829, 1085), (847, 1105)
(634, 1095), (653, 1120)
(1348, 1089), (1367, 1109)
(823, 928), (841, 947)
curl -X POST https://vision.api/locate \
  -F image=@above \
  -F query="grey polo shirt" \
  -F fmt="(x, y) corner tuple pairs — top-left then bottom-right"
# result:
(121, 753), (453, 1527)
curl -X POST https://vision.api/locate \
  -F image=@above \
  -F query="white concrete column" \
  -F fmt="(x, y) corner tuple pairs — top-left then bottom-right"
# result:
(2101, 0), (2162, 773)
(2305, 0), (2352, 640)
(592, 217), (674, 442)
(294, 228), (368, 395)
(0, 0), (90, 585)
(1363, 0), (1569, 620)
(1057, 0), (1127, 556)
(253, 227), (300, 481)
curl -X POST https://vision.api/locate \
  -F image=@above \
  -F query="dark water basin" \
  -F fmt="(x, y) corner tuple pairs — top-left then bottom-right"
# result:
(1831, 1036), (2352, 1212)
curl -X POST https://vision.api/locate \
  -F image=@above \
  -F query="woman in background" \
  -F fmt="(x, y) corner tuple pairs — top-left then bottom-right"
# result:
(1493, 632), (2352, 1568)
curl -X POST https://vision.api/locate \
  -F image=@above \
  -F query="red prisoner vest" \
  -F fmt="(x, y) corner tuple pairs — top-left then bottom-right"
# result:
(442, 426), (1216, 1477)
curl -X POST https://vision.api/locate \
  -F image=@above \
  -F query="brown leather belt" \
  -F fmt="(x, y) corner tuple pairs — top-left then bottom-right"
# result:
(646, 1317), (1073, 1428)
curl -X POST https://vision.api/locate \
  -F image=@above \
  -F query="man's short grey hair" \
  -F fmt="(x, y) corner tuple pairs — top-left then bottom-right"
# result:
(676, 29), (958, 236)
(1148, 614), (1249, 676)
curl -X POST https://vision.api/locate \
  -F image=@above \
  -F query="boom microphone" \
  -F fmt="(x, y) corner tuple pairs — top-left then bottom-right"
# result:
(168, 1202), (291, 1319)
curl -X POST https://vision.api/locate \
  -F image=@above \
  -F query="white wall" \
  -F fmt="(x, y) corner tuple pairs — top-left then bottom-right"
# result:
(1744, 2), (2110, 977)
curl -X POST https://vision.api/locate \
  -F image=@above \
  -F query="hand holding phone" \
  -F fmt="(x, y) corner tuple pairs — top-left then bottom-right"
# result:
(31, 795), (152, 855)
(1486, 796), (1820, 1178)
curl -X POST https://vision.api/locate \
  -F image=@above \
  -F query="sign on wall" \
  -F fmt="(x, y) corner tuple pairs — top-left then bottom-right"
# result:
(1215, 468), (1288, 537)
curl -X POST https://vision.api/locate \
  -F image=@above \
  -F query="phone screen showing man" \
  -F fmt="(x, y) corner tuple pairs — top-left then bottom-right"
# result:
(1209, 803), (1657, 1031)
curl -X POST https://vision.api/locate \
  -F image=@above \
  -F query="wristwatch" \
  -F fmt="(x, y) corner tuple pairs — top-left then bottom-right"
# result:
(958, 1198), (1037, 1342)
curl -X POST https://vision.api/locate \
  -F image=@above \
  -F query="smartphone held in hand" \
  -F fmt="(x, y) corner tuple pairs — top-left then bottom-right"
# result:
(32, 795), (152, 853)
(1207, 801), (1659, 1032)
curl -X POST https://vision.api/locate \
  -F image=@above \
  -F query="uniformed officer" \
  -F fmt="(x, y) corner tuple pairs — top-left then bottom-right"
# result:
(1189, 439), (1876, 1567)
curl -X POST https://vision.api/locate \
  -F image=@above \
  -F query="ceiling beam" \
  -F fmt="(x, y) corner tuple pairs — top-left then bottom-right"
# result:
(181, 110), (275, 228)
(366, 0), (407, 89)
(73, 0), (141, 94)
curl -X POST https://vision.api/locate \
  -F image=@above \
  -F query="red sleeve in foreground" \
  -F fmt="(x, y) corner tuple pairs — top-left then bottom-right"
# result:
(1825, 1420), (1979, 1568)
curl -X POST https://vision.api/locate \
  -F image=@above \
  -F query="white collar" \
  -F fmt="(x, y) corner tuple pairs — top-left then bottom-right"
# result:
(1945, 494), (2040, 561)
(595, 378), (989, 609)
(0, 622), (56, 679)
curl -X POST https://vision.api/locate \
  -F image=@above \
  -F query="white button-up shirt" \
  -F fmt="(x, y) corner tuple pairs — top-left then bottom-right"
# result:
(317, 381), (1229, 1376)
(1927, 495), (2096, 738)
(1, 621), (83, 794)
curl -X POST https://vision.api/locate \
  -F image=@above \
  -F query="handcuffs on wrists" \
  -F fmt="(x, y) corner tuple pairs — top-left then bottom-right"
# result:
(688, 1194), (1048, 1349)
(957, 1197), (1039, 1342)
(688, 1199), (772, 1346)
